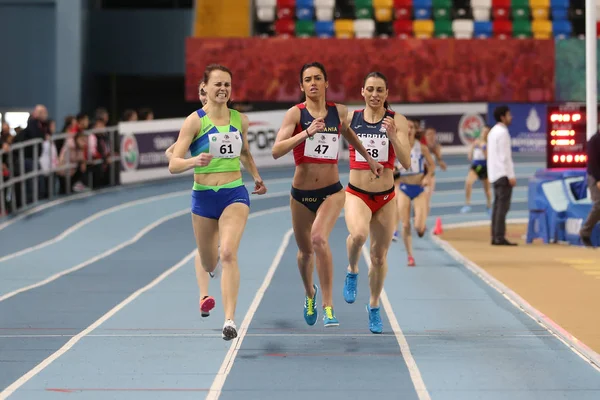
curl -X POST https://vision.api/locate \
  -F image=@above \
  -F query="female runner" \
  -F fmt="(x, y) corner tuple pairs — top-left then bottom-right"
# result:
(169, 64), (267, 340)
(272, 62), (382, 327)
(165, 82), (220, 319)
(341, 71), (411, 334)
(461, 125), (491, 214)
(422, 127), (447, 217)
(396, 120), (436, 267)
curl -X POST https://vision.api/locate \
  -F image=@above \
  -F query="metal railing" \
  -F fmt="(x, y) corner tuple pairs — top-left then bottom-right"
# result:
(0, 127), (122, 216)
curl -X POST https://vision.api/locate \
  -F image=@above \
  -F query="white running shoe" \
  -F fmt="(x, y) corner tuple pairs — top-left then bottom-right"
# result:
(222, 319), (238, 341)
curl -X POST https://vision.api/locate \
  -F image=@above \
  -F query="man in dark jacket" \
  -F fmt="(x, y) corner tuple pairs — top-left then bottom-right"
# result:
(580, 131), (600, 247)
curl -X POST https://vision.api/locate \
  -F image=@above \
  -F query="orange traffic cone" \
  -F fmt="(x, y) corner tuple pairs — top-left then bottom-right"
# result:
(433, 217), (443, 235)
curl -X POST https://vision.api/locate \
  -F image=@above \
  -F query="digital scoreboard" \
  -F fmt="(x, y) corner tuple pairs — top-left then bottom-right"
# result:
(546, 103), (588, 169)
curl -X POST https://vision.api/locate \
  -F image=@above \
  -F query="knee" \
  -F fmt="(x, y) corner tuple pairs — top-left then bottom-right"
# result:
(219, 247), (237, 265)
(311, 232), (328, 252)
(349, 232), (368, 247)
(370, 250), (387, 267)
(297, 249), (312, 263)
(402, 220), (411, 231)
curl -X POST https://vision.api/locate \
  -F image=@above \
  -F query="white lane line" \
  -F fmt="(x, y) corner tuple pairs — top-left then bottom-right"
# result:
(0, 333), (555, 339)
(0, 190), (290, 265)
(0, 206), (291, 399)
(206, 227), (294, 400)
(361, 246), (432, 400)
(430, 223), (600, 373)
(0, 250), (196, 400)
(0, 190), (189, 264)
(0, 209), (189, 303)
(0, 195), (290, 303)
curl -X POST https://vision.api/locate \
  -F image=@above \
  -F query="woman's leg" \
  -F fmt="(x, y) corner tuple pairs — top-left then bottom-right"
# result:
(290, 197), (318, 325)
(216, 202), (250, 340)
(343, 191), (372, 303)
(365, 198), (397, 333)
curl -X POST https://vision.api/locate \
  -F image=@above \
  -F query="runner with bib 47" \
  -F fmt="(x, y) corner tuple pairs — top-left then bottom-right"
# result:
(272, 62), (383, 328)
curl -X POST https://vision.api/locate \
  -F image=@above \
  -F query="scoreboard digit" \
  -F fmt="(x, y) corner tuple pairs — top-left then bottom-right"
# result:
(546, 103), (588, 169)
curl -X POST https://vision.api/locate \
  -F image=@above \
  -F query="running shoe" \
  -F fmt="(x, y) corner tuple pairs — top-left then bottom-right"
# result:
(366, 304), (383, 334)
(200, 296), (215, 317)
(323, 306), (339, 327)
(222, 319), (238, 341)
(392, 230), (400, 242)
(343, 271), (358, 304)
(408, 255), (416, 267)
(304, 284), (318, 326)
(460, 205), (472, 214)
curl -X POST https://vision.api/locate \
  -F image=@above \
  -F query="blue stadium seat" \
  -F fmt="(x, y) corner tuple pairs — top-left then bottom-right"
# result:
(315, 20), (335, 37)
(550, 0), (568, 20)
(414, 8), (433, 19)
(413, 0), (433, 7)
(296, 0), (314, 6)
(553, 20), (572, 39)
(550, 0), (568, 7)
(551, 8), (567, 20)
(473, 21), (492, 38)
(297, 6), (315, 20)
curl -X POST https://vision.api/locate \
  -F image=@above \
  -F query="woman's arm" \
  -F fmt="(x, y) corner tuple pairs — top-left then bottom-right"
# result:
(168, 113), (205, 174)
(239, 113), (267, 194)
(272, 106), (318, 159)
(387, 113), (411, 170)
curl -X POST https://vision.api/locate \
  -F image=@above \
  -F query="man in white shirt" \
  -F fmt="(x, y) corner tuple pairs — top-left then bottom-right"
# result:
(487, 106), (517, 246)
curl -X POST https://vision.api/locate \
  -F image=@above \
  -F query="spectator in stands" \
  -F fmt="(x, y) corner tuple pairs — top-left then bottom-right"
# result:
(122, 109), (138, 122)
(1, 122), (9, 138)
(1, 132), (9, 214)
(89, 108), (111, 188)
(487, 105), (517, 246)
(580, 131), (600, 247)
(39, 119), (58, 198)
(138, 108), (154, 120)
(57, 131), (89, 193)
(56, 115), (79, 154)
(76, 113), (89, 133)
(14, 104), (49, 204)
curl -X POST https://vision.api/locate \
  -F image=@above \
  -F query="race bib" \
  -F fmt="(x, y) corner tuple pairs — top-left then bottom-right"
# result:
(208, 131), (243, 159)
(355, 136), (389, 163)
(304, 133), (339, 160)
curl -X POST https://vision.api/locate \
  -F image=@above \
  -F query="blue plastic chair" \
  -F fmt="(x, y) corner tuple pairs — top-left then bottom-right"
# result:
(527, 209), (550, 244)
(473, 21), (492, 38)
(552, 20), (572, 39)
(315, 20), (334, 37)
(296, 6), (315, 20)
(296, 0), (314, 7)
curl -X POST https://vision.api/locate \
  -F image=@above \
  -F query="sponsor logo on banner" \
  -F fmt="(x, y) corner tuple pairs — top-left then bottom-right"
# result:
(121, 134), (139, 171)
(487, 103), (547, 153)
(458, 113), (486, 145)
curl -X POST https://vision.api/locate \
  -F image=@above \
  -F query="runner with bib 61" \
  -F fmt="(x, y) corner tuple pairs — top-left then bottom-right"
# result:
(272, 62), (383, 328)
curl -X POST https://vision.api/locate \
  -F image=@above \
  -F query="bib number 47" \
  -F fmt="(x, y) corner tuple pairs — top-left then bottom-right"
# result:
(314, 144), (329, 154)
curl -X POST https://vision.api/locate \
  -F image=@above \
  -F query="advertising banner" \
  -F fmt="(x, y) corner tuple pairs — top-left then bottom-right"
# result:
(487, 103), (547, 153)
(118, 103), (484, 184)
(186, 38), (554, 104)
(396, 103), (488, 150)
